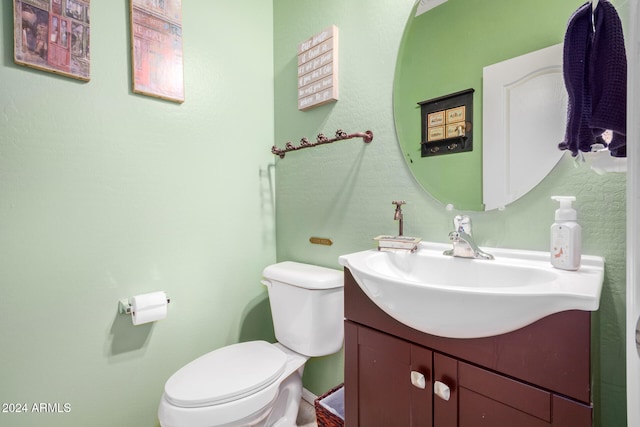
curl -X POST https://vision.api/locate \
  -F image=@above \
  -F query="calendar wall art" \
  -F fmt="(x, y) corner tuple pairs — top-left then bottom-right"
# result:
(130, 0), (184, 103)
(14, 0), (91, 81)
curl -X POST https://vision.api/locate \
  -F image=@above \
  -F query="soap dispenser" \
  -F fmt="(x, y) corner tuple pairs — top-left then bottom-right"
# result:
(550, 196), (582, 270)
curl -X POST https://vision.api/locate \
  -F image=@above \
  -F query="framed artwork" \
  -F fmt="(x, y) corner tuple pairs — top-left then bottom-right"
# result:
(418, 89), (474, 157)
(130, 0), (184, 103)
(13, 0), (91, 81)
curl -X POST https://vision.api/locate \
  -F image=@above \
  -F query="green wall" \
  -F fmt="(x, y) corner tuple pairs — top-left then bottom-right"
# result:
(0, 1), (275, 426)
(274, 1), (627, 426)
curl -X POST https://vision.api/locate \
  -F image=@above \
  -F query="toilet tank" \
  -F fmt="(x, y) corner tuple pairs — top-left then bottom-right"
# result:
(262, 261), (344, 357)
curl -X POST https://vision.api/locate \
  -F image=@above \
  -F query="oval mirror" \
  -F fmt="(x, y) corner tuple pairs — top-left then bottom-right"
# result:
(393, 0), (581, 211)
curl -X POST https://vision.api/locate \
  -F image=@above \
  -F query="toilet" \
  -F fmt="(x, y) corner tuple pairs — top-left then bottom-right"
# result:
(158, 261), (344, 427)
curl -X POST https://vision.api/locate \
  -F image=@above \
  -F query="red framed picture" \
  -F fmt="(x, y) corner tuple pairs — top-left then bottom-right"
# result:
(13, 0), (90, 81)
(130, 0), (184, 103)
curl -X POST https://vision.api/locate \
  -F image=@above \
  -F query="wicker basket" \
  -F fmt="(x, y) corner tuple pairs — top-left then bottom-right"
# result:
(314, 383), (345, 427)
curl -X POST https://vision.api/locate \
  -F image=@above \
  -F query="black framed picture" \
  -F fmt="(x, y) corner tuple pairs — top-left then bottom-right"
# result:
(418, 88), (474, 157)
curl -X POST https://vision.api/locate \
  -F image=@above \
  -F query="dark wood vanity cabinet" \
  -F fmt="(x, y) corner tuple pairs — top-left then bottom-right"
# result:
(344, 268), (593, 427)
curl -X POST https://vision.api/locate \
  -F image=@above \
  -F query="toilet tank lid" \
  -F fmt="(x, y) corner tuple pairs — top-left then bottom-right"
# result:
(262, 261), (343, 289)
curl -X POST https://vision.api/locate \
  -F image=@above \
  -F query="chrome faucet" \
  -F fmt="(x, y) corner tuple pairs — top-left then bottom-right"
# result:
(392, 200), (406, 236)
(443, 215), (494, 260)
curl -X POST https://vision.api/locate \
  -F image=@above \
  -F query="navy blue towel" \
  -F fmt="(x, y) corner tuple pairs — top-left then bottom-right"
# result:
(559, 0), (627, 157)
(558, 3), (593, 157)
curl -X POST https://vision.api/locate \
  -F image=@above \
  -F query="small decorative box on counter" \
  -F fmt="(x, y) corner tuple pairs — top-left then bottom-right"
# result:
(374, 235), (422, 252)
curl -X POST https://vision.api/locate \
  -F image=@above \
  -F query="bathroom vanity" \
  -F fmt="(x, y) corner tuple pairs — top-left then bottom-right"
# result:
(343, 267), (593, 426)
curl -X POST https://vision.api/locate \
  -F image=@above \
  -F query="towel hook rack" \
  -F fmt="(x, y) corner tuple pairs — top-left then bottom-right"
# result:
(271, 129), (373, 159)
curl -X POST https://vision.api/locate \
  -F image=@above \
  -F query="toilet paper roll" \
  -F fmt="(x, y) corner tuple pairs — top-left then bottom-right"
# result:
(131, 291), (168, 325)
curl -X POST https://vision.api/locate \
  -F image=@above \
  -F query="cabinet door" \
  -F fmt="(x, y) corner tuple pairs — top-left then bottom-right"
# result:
(345, 322), (413, 427)
(410, 345), (433, 427)
(433, 352), (458, 427)
(345, 322), (435, 427)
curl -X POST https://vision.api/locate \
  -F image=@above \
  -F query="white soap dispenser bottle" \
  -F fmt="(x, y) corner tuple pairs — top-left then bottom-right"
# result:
(550, 196), (582, 270)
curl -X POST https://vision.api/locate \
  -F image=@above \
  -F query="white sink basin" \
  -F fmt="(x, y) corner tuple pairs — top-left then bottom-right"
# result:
(339, 241), (604, 338)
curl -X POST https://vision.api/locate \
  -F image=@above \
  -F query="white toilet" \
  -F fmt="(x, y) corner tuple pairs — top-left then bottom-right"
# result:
(158, 261), (344, 427)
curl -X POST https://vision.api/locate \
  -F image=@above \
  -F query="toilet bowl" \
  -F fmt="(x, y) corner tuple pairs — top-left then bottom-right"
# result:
(158, 262), (344, 427)
(158, 341), (308, 427)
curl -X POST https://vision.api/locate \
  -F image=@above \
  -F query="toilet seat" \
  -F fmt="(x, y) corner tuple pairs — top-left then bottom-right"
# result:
(158, 343), (309, 427)
(164, 341), (287, 408)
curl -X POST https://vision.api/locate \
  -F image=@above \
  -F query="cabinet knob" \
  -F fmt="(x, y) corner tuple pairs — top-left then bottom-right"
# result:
(434, 381), (451, 401)
(410, 371), (426, 389)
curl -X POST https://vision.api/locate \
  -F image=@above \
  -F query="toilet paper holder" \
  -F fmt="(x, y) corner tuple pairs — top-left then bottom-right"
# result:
(118, 296), (171, 315)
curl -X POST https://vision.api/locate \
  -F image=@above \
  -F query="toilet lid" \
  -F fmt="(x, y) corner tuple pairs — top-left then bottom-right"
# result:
(164, 341), (287, 408)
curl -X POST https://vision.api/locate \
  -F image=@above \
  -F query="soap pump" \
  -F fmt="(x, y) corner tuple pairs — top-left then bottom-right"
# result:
(550, 196), (582, 270)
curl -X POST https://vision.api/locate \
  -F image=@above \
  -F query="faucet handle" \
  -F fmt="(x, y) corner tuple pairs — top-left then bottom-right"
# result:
(453, 215), (472, 235)
(392, 200), (406, 207)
